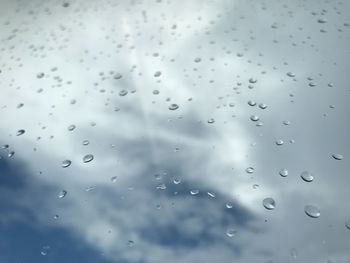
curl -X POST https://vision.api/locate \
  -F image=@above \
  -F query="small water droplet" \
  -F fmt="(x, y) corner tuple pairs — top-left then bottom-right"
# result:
(16, 129), (25, 136)
(194, 57), (202, 63)
(154, 71), (162, 77)
(300, 171), (313, 182)
(207, 118), (215, 124)
(83, 154), (94, 163)
(226, 228), (237, 237)
(82, 140), (90, 146)
(279, 169), (288, 177)
(173, 178), (181, 184)
(275, 139), (284, 146)
(250, 115), (259, 121)
(283, 120), (291, 125)
(85, 186), (96, 192)
(111, 176), (117, 183)
(62, 160), (71, 168)
(290, 248), (298, 259)
(304, 205), (320, 218)
(119, 90), (128, 96)
(58, 190), (67, 199)
(248, 100), (256, 106)
(318, 18), (328, 23)
(40, 245), (50, 256)
(8, 151), (15, 158)
(127, 240), (135, 247)
(37, 72), (45, 79)
(226, 202), (233, 208)
(249, 78), (257, 83)
(207, 191), (216, 198)
(190, 189), (199, 195)
(168, 104), (179, 110)
(263, 198), (276, 210)
(332, 154), (343, 160)
(114, 73), (122, 79)
(53, 214), (59, 220)
(246, 167), (255, 174)
(258, 103), (267, 109)
(345, 219), (350, 230)
(156, 183), (167, 190)
(287, 72), (296, 77)
(67, 125), (76, 131)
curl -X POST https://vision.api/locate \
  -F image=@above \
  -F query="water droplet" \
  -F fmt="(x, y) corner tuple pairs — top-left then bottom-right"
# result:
(226, 202), (233, 208)
(190, 189), (199, 195)
(253, 184), (260, 189)
(114, 73), (122, 79)
(279, 169), (289, 177)
(83, 154), (94, 163)
(119, 90), (128, 96)
(85, 186), (96, 192)
(287, 72), (296, 77)
(16, 129), (25, 136)
(173, 178), (181, 184)
(53, 214), (59, 220)
(111, 176), (117, 183)
(61, 160), (71, 168)
(226, 228), (237, 237)
(246, 167), (255, 174)
(249, 78), (257, 84)
(250, 115), (259, 121)
(318, 18), (328, 23)
(248, 100), (256, 106)
(37, 72), (45, 79)
(154, 71), (162, 77)
(300, 171), (313, 182)
(207, 118), (215, 124)
(168, 104), (179, 110)
(332, 154), (343, 160)
(263, 198), (276, 210)
(8, 151), (15, 158)
(290, 248), (298, 259)
(58, 190), (67, 199)
(156, 183), (167, 190)
(259, 103), (267, 109)
(153, 90), (160, 95)
(82, 140), (89, 146)
(194, 57), (202, 63)
(345, 219), (350, 230)
(275, 139), (284, 146)
(304, 205), (320, 218)
(207, 191), (216, 198)
(67, 124), (76, 131)
(283, 120), (291, 125)
(40, 245), (50, 256)
(127, 240), (135, 247)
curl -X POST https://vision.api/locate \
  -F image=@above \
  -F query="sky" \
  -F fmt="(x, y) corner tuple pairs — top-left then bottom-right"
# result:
(0, 0), (350, 262)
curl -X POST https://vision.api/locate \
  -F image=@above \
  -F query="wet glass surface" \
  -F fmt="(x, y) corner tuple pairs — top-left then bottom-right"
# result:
(0, 0), (350, 262)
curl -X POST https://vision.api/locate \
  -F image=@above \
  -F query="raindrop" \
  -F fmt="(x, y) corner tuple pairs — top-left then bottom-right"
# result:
(40, 246), (50, 256)
(263, 198), (276, 210)
(249, 78), (257, 83)
(37, 72), (45, 79)
(246, 167), (255, 174)
(16, 129), (25, 136)
(345, 219), (350, 230)
(58, 190), (67, 199)
(207, 192), (216, 198)
(61, 160), (71, 168)
(85, 186), (96, 192)
(258, 103), (267, 109)
(226, 228), (237, 237)
(207, 118), (215, 124)
(154, 71), (162, 77)
(67, 124), (76, 131)
(128, 240), (135, 247)
(168, 104), (179, 110)
(290, 248), (298, 259)
(119, 90), (128, 96)
(82, 140), (90, 146)
(8, 151), (15, 158)
(248, 100), (256, 106)
(275, 139), (284, 146)
(156, 183), (167, 190)
(283, 120), (291, 125)
(83, 154), (94, 163)
(190, 189), (199, 195)
(332, 154), (343, 160)
(173, 178), (181, 184)
(153, 90), (160, 95)
(287, 72), (296, 77)
(194, 57), (202, 63)
(300, 171), (313, 182)
(250, 115), (259, 121)
(111, 176), (117, 183)
(53, 215), (59, 220)
(279, 169), (288, 177)
(226, 202), (233, 208)
(114, 73), (122, 79)
(304, 205), (320, 218)
(318, 18), (328, 23)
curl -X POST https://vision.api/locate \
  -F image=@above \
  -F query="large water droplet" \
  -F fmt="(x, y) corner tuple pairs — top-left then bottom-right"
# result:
(300, 171), (313, 182)
(263, 198), (276, 210)
(332, 154), (343, 160)
(83, 154), (94, 163)
(168, 104), (179, 110)
(226, 202), (233, 208)
(248, 100), (256, 106)
(304, 205), (320, 218)
(62, 160), (71, 168)
(58, 190), (67, 199)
